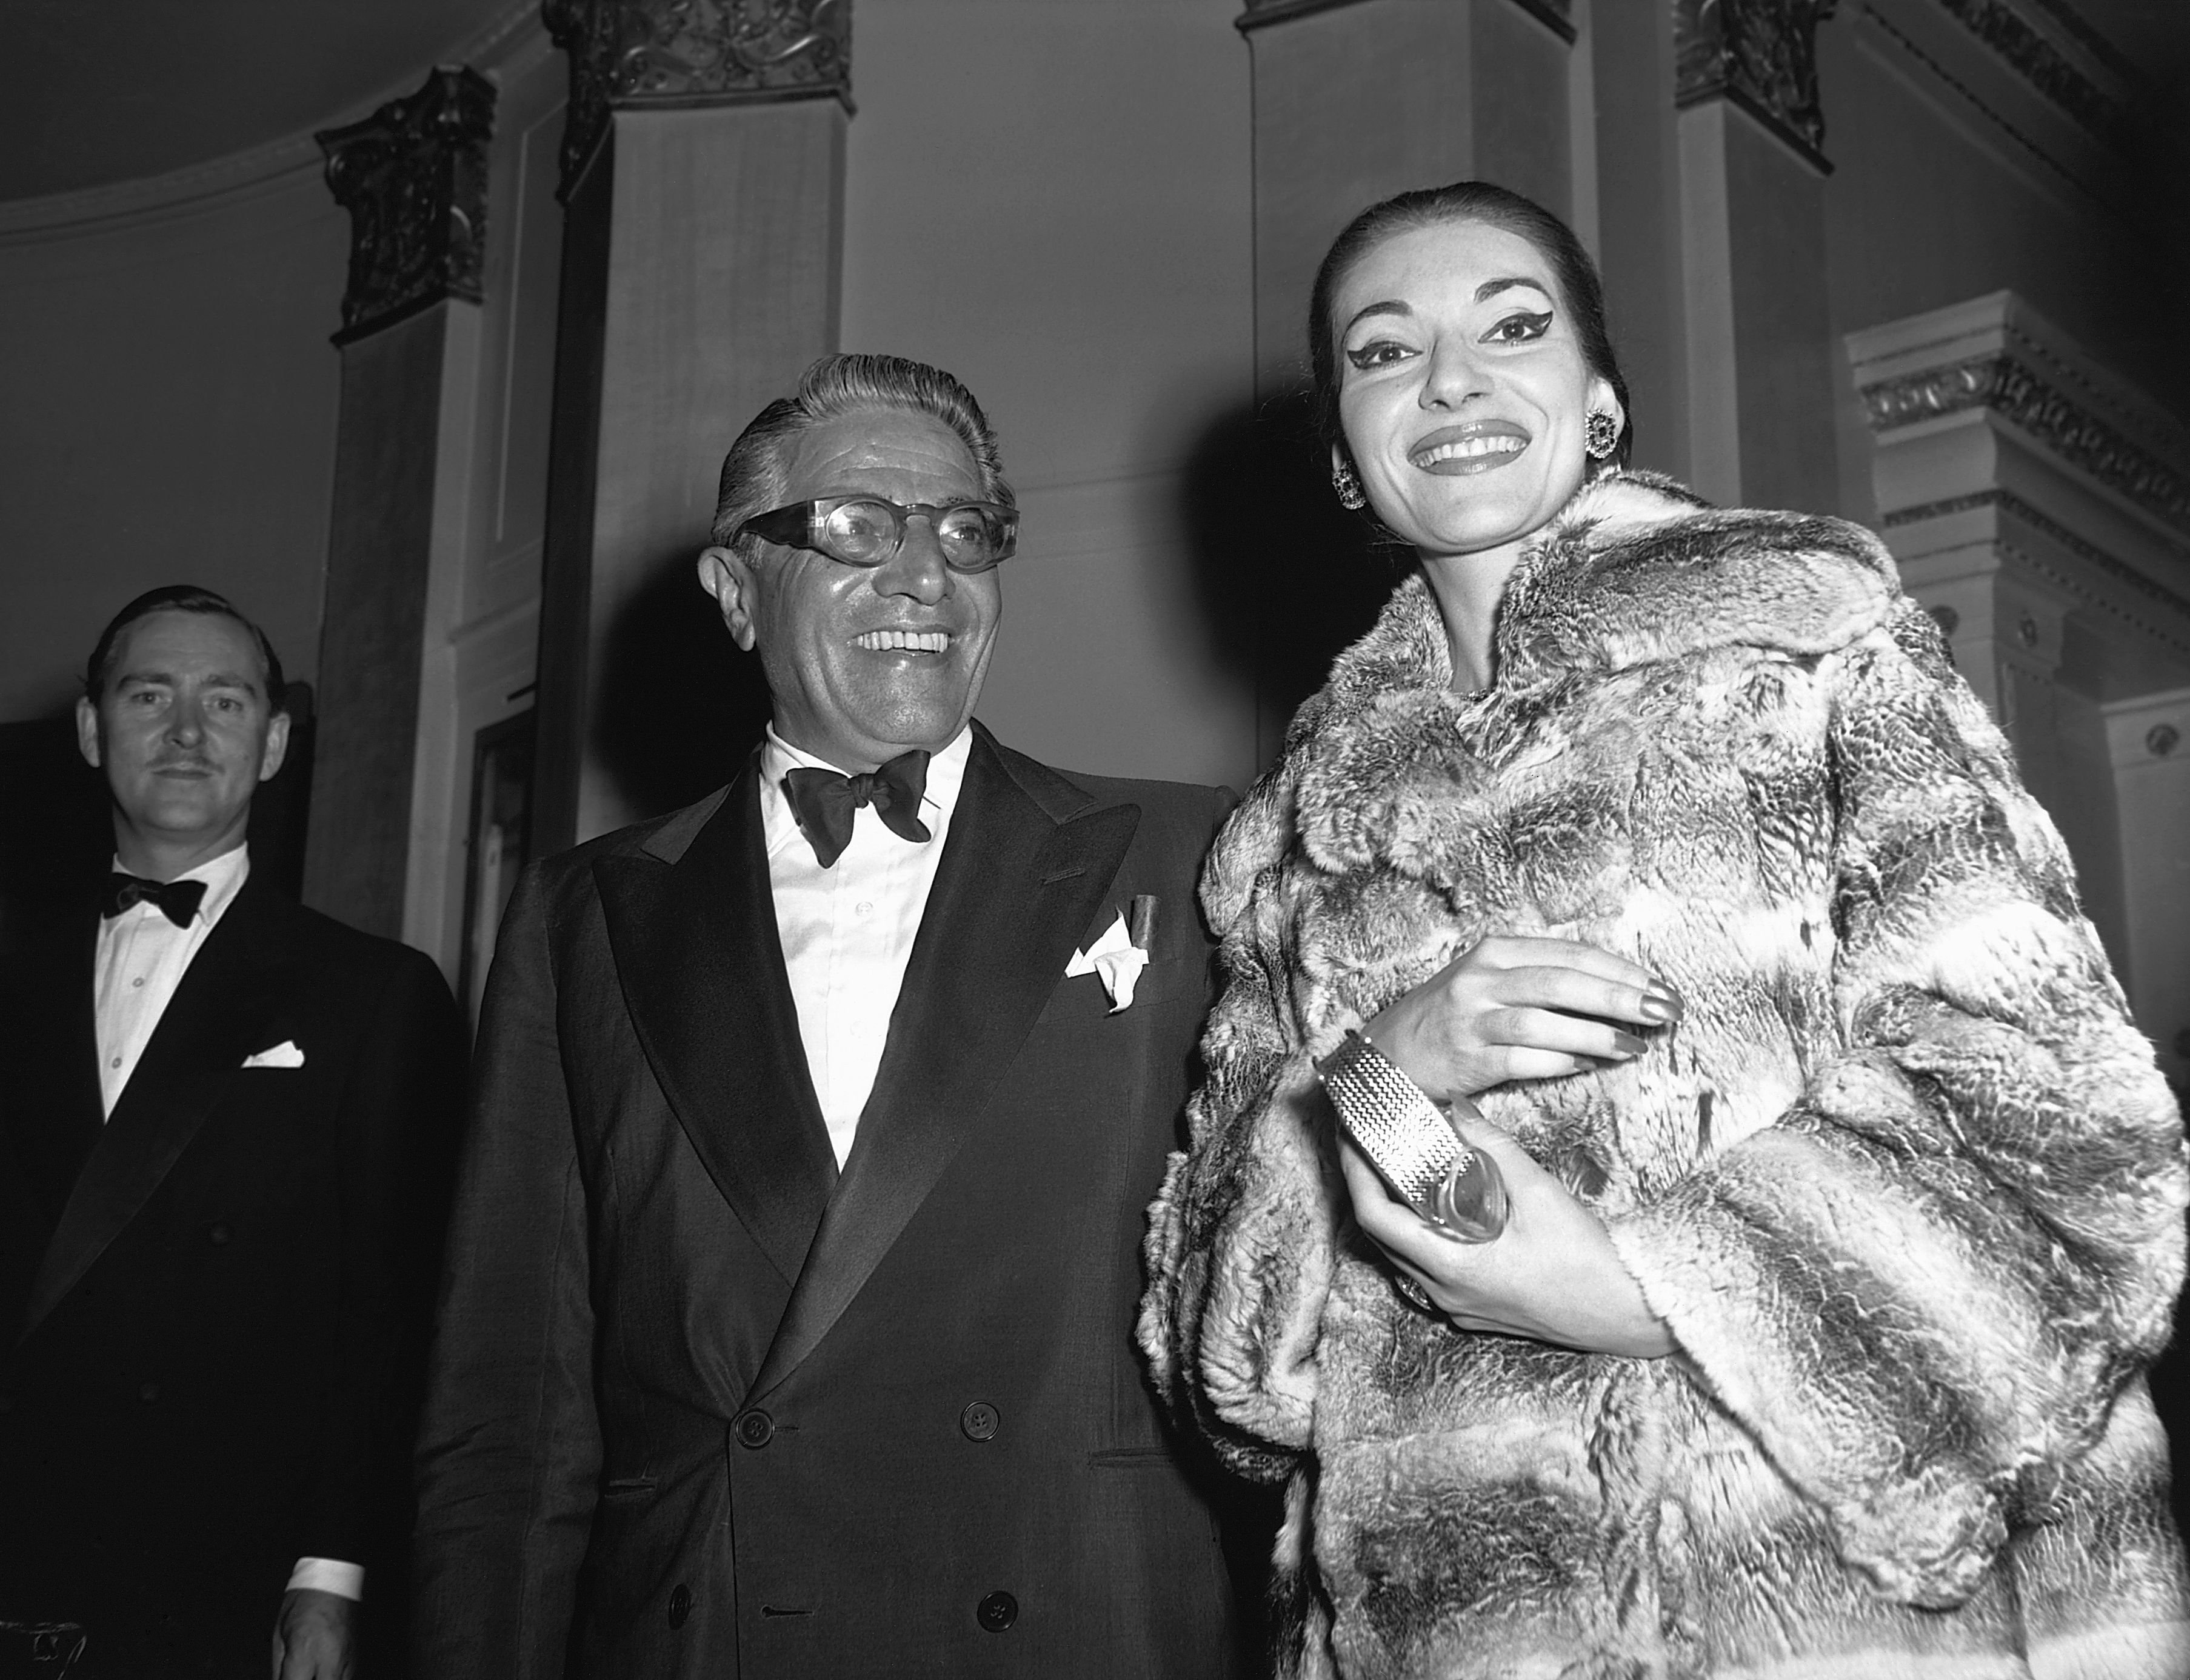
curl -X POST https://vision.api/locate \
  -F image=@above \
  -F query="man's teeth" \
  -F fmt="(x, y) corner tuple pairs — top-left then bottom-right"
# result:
(855, 630), (949, 652)
(1417, 434), (1526, 464)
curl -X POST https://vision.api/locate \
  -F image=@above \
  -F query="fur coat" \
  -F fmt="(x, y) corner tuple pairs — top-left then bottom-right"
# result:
(1142, 473), (2190, 1679)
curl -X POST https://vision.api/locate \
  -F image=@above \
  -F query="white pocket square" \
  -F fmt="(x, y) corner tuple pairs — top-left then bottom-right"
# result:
(242, 1040), (305, 1069)
(1066, 913), (1149, 1013)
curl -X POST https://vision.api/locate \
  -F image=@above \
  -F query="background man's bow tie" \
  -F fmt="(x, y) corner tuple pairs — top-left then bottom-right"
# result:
(102, 871), (207, 927)
(781, 749), (933, 867)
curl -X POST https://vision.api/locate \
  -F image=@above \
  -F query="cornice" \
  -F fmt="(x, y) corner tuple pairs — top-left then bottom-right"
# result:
(0, 0), (542, 239)
(319, 67), (498, 344)
(1860, 351), (2190, 540)
(1929, 0), (2132, 148)
(1674, 0), (1839, 172)
(544, 0), (851, 200)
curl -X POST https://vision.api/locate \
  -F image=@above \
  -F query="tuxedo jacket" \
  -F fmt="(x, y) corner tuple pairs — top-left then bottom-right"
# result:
(412, 724), (1246, 1679)
(0, 874), (466, 1678)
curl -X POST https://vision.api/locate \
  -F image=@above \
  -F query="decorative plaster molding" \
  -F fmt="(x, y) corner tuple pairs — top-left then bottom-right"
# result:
(318, 67), (498, 344)
(544, 0), (850, 198)
(1674, 0), (1838, 170)
(1860, 356), (2190, 539)
(1884, 490), (2190, 654)
(1930, 0), (2131, 147)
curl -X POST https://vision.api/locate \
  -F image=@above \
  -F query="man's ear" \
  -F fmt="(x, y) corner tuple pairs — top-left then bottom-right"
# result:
(75, 696), (102, 770)
(258, 710), (292, 784)
(697, 546), (761, 652)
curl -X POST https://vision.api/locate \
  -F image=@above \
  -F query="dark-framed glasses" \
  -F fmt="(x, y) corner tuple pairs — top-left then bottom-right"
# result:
(738, 496), (1019, 573)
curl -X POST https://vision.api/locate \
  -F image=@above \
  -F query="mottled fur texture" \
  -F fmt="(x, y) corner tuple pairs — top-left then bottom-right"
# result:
(1143, 473), (2190, 1679)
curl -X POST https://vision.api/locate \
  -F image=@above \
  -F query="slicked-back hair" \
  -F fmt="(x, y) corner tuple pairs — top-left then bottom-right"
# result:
(1309, 179), (1635, 477)
(84, 585), (288, 712)
(708, 353), (1013, 554)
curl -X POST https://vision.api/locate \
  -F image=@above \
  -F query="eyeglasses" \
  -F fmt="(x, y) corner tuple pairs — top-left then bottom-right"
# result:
(738, 496), (1020, 574)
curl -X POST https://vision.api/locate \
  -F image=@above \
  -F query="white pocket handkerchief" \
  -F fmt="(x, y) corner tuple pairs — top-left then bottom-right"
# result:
(1066, 913), (1149, 1013)
(242, 1040), (305, 1070)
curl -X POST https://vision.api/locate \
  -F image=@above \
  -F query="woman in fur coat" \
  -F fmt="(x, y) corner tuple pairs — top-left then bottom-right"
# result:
(1142, 180), (2190, 1679)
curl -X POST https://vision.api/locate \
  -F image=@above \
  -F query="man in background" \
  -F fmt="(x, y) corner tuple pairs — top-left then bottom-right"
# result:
(0, 586), (466, 1678)
(414, 355), (1253, 1677)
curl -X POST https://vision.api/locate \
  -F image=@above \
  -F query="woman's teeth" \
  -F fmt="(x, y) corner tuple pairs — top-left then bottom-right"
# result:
(1415, 435), (1525, 465)
(856, 630), (949, 652)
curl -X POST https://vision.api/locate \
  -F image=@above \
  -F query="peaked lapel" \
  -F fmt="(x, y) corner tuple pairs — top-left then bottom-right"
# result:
(18, 878), (296, 1346)
(747, 726), (1140, 1404)
(595, 760), (837, 1291)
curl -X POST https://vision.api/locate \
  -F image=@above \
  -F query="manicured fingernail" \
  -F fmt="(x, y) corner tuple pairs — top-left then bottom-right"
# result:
(1640, 984), (1684, 1024)
(1611, 1030), (1648, 1057)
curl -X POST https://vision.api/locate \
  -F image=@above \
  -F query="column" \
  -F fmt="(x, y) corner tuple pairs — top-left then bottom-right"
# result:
(304, 67), (496, 941)
(532, 0), (849, 849)
(1847, 290), (2190, 1050)
(1235, 0), (1577, 763)
(1672, 0), (1840, 512)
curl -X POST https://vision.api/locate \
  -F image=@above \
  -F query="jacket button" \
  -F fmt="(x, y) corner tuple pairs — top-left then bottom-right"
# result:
(208, 1222), (232, 1246)
(139, 1383), (159, 1403)
(976, 1590), (1017, 1633)
(667, 1583), (691, 1628)
(733, 1409), (773, 1449)
(960, 1401), (999, 1442)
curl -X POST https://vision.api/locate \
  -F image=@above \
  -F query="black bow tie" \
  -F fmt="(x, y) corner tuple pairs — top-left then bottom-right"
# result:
(781, 750), (933, 868)
(102, 871), (208, 928)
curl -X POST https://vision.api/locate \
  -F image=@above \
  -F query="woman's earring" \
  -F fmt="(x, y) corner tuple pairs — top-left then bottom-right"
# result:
(1332, 458), (1367, 510)
(1584, 411), (1620, 461)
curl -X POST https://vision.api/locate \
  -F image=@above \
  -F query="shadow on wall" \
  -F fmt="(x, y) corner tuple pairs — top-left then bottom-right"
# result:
(1176, 390), (1406, 762)
(592, 545), (773, 821)
(0, 687), (316, 934)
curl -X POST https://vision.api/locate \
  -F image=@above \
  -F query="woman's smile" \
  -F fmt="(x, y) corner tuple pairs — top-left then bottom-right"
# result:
(1412, 420), (1530, 474)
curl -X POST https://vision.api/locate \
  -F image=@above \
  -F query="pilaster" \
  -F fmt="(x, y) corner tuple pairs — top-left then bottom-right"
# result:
(1672, 0), (1840, 512)
(304, 67), (496, 940)
(533, 0), (848, 848)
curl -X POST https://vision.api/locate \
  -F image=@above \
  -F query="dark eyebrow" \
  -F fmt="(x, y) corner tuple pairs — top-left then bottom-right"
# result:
(1341, 300), (1412, 338)
(114, 668), (259, 694)
(1477, 276), (1554, 303)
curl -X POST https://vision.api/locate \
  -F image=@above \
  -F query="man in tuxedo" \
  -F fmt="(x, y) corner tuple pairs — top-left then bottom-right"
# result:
(412, 354), (1249, 1678)
(0, 587), (466, 1678)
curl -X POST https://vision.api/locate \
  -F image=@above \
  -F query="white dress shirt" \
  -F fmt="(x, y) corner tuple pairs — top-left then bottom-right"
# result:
(759, 725), (971, 1168)
(92, 844), (363, 1604)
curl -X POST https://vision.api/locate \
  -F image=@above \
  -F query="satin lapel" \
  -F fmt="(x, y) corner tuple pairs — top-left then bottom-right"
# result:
(747, 732), (1140, 1404)
(595, 764), (836, 1290)
(19, 880), (296, 1346)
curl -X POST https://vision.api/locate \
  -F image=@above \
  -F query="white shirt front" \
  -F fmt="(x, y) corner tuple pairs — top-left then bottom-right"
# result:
(90, 843), (363, 1604)
(94, 844), (250, 1117)
(759, 725), (971, 1168)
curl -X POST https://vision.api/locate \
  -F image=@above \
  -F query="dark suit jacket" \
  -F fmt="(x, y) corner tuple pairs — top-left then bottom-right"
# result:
(0, 873), (466, 1678)
(412, 725), (1246, 1679)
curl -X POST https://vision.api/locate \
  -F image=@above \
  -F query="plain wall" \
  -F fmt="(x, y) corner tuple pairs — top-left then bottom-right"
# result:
(837, 0), (1258, 792)
(0, 168), (346, 721)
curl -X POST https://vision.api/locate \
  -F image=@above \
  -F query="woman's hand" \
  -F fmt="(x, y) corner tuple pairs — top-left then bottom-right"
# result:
(1338, 1117), (1673, 1358)
(1367, 935), (1681, 1102)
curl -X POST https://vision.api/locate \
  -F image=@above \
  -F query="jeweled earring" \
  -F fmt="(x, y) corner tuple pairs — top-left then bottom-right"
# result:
(1584, 411), (1620, 461)
(1332, 458), (1367, 510)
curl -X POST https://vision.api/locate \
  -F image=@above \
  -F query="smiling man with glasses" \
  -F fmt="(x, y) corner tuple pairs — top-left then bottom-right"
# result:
(413, 354), (1257, 1679)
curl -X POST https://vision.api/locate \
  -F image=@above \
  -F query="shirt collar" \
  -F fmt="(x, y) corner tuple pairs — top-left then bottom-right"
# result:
(759, 726), (973, 862)
(110, 843), (251, 929)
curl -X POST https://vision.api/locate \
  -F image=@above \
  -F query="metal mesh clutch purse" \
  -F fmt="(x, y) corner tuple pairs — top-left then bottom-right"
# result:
(1315, 1030), (1508, 1243)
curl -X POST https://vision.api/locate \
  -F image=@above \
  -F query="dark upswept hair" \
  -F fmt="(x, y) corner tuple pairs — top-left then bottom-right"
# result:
(84, 584), (287, 711)
(1309, 179), (1634, 476)
(707, 353), (1014, 553)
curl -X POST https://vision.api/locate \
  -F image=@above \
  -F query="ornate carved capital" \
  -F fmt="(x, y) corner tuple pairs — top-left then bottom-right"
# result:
(1861, 354), (2190, 539)
(1674, 0), (1837, 170)
(318, 67), (496, 344)
(545, 0), (851, 198)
